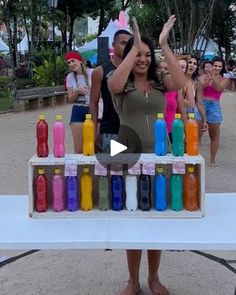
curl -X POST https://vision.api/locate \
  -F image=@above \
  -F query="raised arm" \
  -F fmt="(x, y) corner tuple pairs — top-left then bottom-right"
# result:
(89, 66), (103, 136)
(159, 15), (186, 91)
(108, 19), (141, 94)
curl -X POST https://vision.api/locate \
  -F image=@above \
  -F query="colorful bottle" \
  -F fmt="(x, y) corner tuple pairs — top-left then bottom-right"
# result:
(52, 168), (65, 212)
(170, 174), (183, 211)
(138, 175), (151, 211)
(111, 175), (124, 211)
(66, 176), (78, 211)
(82, 114), (94, 156)
(125, 175), (138, 211)
(154, 113), (167, 156)
(98, 176), (109, 211)
(53, 114), (65, 157)
(172, 113), (184, 156)
(36, 114), (48, 157)
(35, 168), (48, 212)
(81, 168), (93, 211)
(183, 166), (198, 211)
(186, 113), (199, 155)
(154, 167), (167, 211)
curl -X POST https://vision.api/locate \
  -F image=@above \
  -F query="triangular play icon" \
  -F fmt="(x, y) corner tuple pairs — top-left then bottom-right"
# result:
(110, 139), (127, 157)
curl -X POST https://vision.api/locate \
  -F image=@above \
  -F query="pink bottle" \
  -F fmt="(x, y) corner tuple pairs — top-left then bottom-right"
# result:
(52, 168), (65, 212)
(53, 114), (65, 157)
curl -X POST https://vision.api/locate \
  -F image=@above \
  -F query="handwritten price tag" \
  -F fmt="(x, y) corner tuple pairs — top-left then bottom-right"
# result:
(128, 163), (141, 175)
(110, 164), (123, 175)
(94, 163), (107, 176)
(142, 162), (155, 175)
(64, 162), (77, 176)
(172, 161), (185, 174)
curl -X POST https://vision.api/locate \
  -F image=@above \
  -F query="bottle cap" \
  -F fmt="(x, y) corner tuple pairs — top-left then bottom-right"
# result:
(83, 167), (89, 173)
(157, 113), (163, 119)
(188, 166), (194, 173)
(39, 114), (45, 120)
(38, 168), (44, 174)
(86, 114), (92, 119)
(157, 166), (163, 173)
(55, 114), (62, 121)
(175, 113), (181, 119)
(188, 113), (195, 119)
(54, 168), (61, 174)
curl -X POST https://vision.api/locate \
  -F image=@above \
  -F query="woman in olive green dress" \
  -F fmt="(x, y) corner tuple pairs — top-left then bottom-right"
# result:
(108, 16), (186, 295)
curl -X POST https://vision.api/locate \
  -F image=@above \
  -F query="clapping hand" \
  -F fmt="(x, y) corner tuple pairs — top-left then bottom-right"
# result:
(159, 15), (176, 48)
(132, 17), (142, 52)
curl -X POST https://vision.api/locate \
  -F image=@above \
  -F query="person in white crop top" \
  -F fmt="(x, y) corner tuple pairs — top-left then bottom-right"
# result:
(65, 51), (93, 153)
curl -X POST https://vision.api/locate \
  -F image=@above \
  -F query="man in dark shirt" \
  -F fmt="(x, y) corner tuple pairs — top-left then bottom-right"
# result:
(89, 29), (131, 152)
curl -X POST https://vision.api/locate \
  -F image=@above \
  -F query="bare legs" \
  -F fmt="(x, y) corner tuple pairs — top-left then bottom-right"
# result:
(120, 250), (169, 295)
(208, 123), (220, 165)
(71, 122), (83, 153)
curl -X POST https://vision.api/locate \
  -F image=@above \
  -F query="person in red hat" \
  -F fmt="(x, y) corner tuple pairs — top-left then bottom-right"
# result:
(65, 51), (93, 153)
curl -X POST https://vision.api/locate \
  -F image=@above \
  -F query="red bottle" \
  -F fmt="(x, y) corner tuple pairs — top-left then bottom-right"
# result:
(35, 168), (48, 212)
(36, 114), (49, 157)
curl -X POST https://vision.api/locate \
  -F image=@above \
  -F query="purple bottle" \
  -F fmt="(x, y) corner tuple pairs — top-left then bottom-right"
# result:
(66, 176), (78, 211)
(111, 175), (124, 211)
(52, 168), (65, 212)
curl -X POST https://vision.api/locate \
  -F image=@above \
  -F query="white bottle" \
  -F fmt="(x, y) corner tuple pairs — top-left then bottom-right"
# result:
(125, 175), (138, 211)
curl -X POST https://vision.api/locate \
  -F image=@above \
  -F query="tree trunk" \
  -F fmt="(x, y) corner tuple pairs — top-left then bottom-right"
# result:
(98, 7), (105, 36)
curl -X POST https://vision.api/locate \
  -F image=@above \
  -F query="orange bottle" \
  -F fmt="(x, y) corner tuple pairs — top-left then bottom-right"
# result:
(82, 114), (94, 156)
(186, 113), (199, 155)
(183, 166), (198, 211)
(80, 167), (93, 211)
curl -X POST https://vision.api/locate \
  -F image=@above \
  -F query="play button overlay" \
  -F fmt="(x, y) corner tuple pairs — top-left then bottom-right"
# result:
(110, 140), (127, 156)
(95, 124), (142, 171)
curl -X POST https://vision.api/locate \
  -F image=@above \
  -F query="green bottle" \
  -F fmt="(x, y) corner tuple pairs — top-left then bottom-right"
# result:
(170, 174), (183, 211)
(98, 176), (109, 210)
(172, 113), (184, 156)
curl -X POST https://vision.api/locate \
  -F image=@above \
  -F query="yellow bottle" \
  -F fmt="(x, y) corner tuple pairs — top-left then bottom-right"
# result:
(82, 114), (94, 156)
(80, 167), (93, 211)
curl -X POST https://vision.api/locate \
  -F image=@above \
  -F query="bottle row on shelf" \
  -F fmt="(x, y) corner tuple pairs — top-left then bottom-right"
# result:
(34, 165), (200, 214)
(36, 112), (199, 158)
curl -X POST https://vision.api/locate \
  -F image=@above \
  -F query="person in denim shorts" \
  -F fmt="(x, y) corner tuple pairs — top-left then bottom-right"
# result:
(196, 57), (229, 167)
(65, 51), (93, 153)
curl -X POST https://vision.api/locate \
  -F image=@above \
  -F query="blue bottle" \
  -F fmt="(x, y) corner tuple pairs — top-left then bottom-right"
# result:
(154, 167), (167, 211)
(111, 175), (124, 211)
(154, 113), (167, 156)
(172, 113), (184, 156)
(139, 175), (151, 211)
(66, 176), (78, 211)
(170, 174), (183, 211)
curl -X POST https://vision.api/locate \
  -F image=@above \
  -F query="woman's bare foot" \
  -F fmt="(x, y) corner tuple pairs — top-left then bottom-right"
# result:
(119, 281), (141, 295)
(148, 279), (169, 295)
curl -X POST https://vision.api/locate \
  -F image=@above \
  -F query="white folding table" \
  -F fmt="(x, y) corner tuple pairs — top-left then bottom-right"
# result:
(0, 193), (236, 250)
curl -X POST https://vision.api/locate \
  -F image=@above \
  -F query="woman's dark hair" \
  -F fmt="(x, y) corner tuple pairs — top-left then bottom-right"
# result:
(188, 55), (199, 80)
(202, 60), (212, 70)
(122, 36), (159, 82)
(211, 56), (226, 76)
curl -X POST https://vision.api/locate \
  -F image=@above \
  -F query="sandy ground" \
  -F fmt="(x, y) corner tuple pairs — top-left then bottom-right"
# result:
(0, 93), (236, 295)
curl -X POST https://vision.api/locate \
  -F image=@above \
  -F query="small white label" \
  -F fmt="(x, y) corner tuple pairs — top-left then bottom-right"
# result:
(128, 163), (141, 175)
(172, 161), (185, 174)
(94, 163), (107, 176)
(110, 164), (123, 175)
(64, 160), (77, 176)
(142, 162), (155, 175)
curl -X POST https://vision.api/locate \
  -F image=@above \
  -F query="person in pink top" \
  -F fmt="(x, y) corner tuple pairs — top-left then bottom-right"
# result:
(195, 56), (229, 167)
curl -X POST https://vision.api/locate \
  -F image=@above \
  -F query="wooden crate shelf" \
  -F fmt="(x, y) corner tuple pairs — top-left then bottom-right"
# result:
(28, 153), (205, 219)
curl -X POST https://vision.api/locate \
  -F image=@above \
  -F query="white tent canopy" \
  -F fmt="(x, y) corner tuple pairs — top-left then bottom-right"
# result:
(17, 34), (29, 53)
(0, 37), (9, 51)
(79, 19), (130, 52)
(178, 35), (219, 54)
